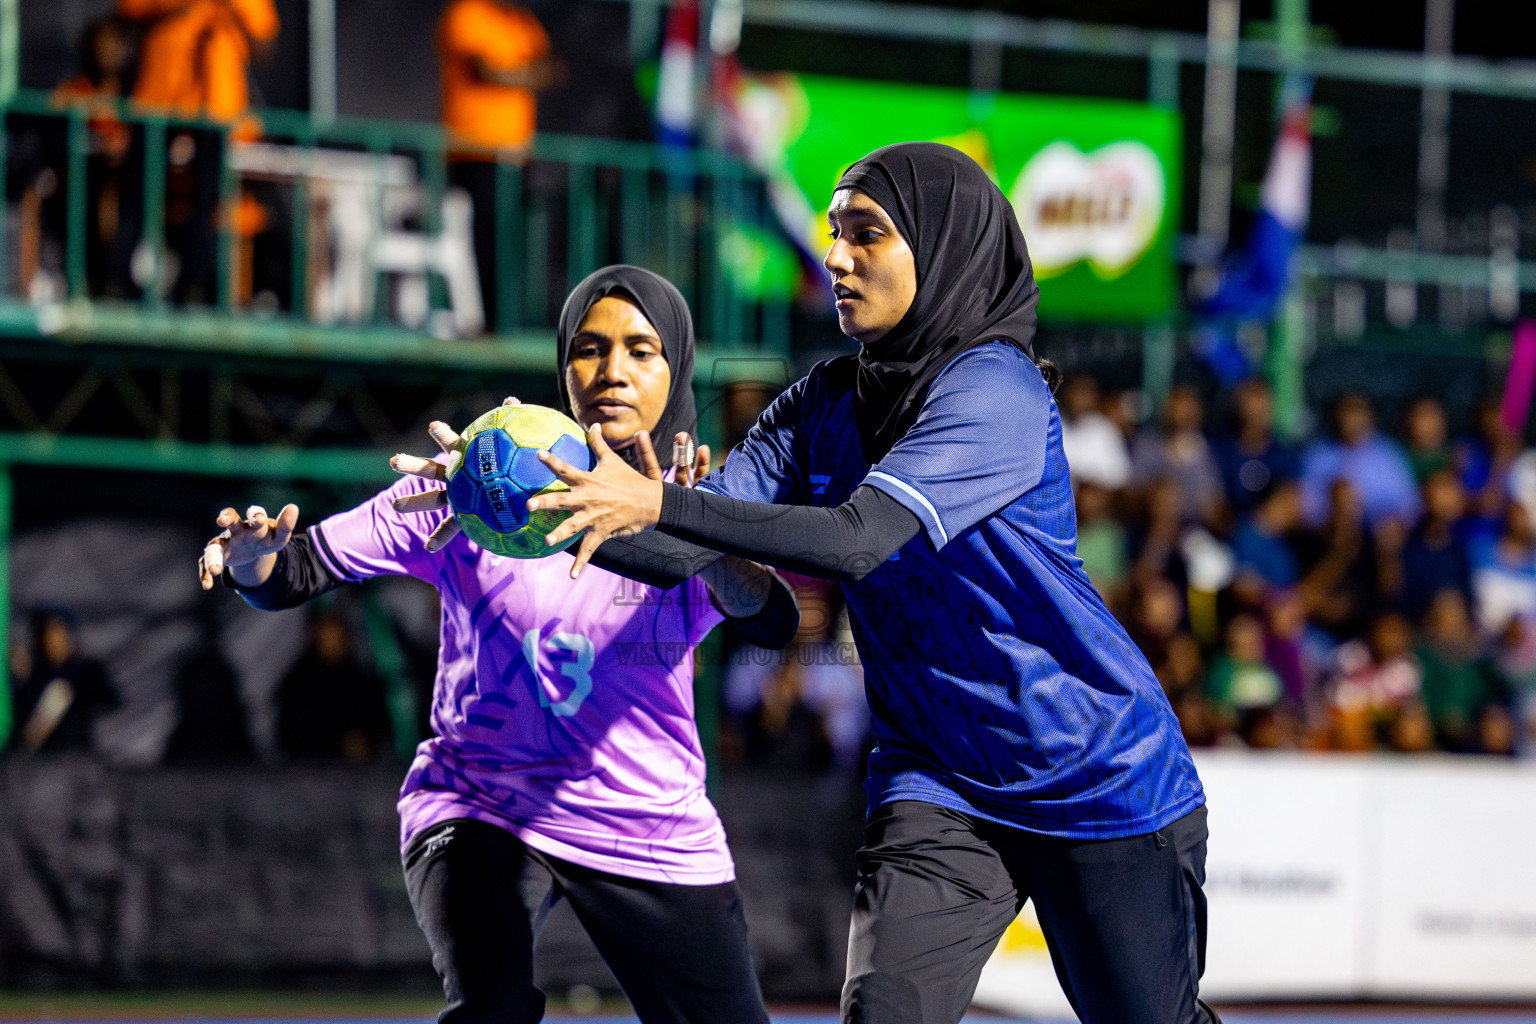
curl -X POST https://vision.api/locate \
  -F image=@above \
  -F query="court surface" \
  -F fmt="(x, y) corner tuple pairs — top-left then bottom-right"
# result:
(8, 1014), (1536, 1024)
(515, 1016), (1536, 1024)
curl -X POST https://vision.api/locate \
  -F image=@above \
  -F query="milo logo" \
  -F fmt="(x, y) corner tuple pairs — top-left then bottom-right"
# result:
(1010, 140), (1165, 281)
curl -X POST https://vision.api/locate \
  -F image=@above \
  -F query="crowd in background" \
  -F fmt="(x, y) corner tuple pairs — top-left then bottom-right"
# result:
(12, 374), (1536, 769)
(1062, 374), (1536, 758)
(5, 606), (392, 765)
(10, 2), (1536, 769)
(10, 0), (557, 319)
(709, 374), (1536, 775)
(8, 0), (280, 306)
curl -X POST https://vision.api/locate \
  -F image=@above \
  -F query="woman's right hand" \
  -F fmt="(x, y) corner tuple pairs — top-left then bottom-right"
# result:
(198, 503), (301, 590)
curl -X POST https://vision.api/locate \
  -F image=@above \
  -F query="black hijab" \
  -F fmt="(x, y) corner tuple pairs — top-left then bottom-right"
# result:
(556, 265), (698, 471)
(832, 142), (1042, 463)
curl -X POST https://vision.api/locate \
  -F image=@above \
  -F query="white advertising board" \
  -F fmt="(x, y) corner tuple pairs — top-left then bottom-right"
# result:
(1198, 752), (1370, 998)
(1365, 758), (1536, 997)
(972, 751), (1536, 1017)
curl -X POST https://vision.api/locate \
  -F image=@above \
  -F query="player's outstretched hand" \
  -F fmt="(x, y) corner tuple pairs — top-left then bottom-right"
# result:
(389, 398), (520, 553)
(199, 503), (300, 590)
(529, 425), (665, 579)
(632, 430), (711, 488)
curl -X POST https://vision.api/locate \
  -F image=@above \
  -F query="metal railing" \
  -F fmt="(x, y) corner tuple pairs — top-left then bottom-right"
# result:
(718, 0), (1536, 100)
(0, 88), (792, 353)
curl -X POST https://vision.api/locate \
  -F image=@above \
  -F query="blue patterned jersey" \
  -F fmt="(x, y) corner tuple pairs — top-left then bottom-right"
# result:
(701, 342), (1204, 838)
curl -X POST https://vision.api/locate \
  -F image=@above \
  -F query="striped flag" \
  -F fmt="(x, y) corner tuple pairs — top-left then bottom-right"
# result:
(656, 0), (699, 147)
(1196, 84), (1313, 383)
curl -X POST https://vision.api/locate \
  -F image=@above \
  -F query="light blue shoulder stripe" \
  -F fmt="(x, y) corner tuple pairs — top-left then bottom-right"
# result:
(864, 471), (949, 547)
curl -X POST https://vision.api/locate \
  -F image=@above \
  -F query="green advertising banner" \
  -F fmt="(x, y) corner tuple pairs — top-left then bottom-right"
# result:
(730, 73), (1182, 321)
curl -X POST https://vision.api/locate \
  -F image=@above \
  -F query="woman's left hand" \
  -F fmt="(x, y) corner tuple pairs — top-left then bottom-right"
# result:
(390, 397), (521, 553)
(530, 424), (666, 578)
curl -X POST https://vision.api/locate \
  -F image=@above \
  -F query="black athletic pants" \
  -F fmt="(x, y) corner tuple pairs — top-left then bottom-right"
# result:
(403, 818), (769, 1024)
(842, 801), (1219, 1024)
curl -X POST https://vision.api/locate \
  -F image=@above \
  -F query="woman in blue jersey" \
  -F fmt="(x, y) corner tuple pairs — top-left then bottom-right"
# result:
(196, 266), (792, 1024)
(530, 144), (1219, 1024)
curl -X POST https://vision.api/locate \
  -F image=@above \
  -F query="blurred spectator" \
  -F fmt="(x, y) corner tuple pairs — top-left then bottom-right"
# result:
(1509, 447), (1536, 525)
(1296, 479), (1383, 640)
(276, 612), (393, 764)
(725, 581), (862, 774)
(741, 667), (834, 774)
(1299, 393), (1420, 529)
(1399, 469), (1472, 621)
(1212, 377), (1300, 514)
(1468, 499), (1536, 634)
(8, 17), (137, 304)
(1206, 612), (1284, 733)
(1231, 480), (1304, 593)
(164, 609), (257, 765)
(1264, 589), (1311, 707)
(7, 139), (64, 303)
(118, 0), (279, 304)
(439, 0), (560, 154)
(1125, 576), (1185, 671)
(439, 0), (564, 332)
(1130, 383), (1225, 526)
(1240, 704), (1303, 749)
(1162, 632), (1218, 748)
(121, 0), (277, 125)
(1478, 703), (1517, 756)
(1488, 616), (1536, 755)
(1387, 701), (1437, 753)
(1323, 611), (1423, 751)
(1074, 480), (1126, 599)
(9, 611), (118, 755)
(1128, 477), (1189, 590)
(1459, 399), (1525, 520)
(1160, 631), (1206, 702)
(1100, 388), (1143, 449)
(51, 17), (138, 297)
(1059, 374), (1131, 489)
(1403, 395), (1453, 483)
(54, 16), (138, 106)
(1415, 589), (1497, 752)
(1317, 701), (1376, 753)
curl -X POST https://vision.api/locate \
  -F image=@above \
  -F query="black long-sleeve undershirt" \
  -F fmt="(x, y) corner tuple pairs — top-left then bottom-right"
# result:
(591, 535), (801, 648)
(657, 483), (922, 583)
(223, 533), (341, 610)
(225, 528), (800, 648)
(588, 533), (721, 589)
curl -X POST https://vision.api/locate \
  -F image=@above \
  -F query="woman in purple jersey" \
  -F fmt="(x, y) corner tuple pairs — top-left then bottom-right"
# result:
(196, 266), (792, 1024)
(527, 146), (1219, 1024)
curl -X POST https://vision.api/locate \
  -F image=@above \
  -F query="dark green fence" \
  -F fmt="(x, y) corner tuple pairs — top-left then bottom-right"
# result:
(0, 89), (792, 351)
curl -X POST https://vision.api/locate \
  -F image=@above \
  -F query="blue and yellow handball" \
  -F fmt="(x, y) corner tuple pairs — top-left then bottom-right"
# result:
(444, 404), (594, 558)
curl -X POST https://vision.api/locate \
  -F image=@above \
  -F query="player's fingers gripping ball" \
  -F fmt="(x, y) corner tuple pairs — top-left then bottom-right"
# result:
(444, 404), (595, 558)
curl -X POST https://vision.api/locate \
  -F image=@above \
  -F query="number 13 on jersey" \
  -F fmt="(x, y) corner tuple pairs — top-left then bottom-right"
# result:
(521, 625), (595, 717)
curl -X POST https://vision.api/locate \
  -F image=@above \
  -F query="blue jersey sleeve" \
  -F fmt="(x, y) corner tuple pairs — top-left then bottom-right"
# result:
(863, 343), (1051, 550)
(698, 372), (810, 505)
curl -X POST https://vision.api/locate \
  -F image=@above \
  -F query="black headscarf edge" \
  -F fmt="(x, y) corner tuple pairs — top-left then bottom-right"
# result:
(833, 142), (1044, 463)
(555, 265), (698, 471)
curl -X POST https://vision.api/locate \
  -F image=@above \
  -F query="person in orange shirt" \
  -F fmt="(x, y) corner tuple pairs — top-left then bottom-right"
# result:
(439, 0), (562, 153)
(439, 0), (564, 332)
(121, 0), (278, 127)
(116, 0), (278, 304)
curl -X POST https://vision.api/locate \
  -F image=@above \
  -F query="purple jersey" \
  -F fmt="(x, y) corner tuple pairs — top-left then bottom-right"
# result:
(311, 469), (733, 884)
